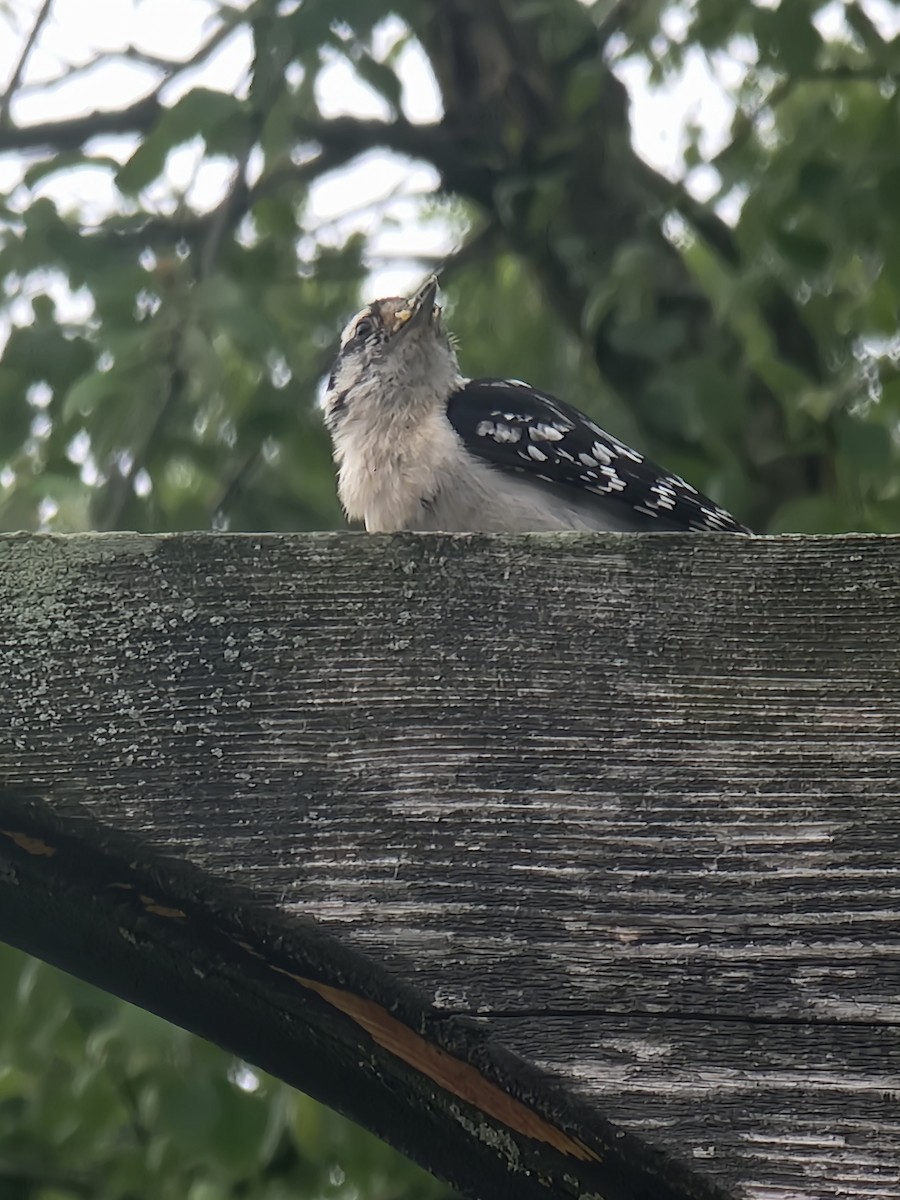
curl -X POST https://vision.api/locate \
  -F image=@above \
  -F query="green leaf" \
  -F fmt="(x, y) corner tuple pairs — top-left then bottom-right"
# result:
(353, 53), (403, 111)
(844, 2), (890, 58)
(0, 369), (33, 457)
(115, 136), (169, 197)
(581, 277), (616, 336)
(251, 195), (299, 239)
(564, 60), (606, 118)
(773, 228), (831, 271)
(795, 386), (840, 422)
(24, 153), (121, 189)
(753, 2), (823, 74)
(62, 371), (120, 422)
(116, 90), (247, 195)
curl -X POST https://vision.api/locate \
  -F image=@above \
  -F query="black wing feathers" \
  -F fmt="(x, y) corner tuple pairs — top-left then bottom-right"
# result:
(445, 379), (749, 533)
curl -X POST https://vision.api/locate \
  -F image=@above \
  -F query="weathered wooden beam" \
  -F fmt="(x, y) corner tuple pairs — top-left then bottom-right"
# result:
(1, 531), (899, 1200)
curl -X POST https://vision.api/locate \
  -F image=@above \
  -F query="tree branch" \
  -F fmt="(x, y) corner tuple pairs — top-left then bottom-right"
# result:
(20, 23), (237, 98)
(121, 25), (236, 78)
(0, 0), (54, 127)
(0, 88), (451, 159)
(0, 20), (238, 154)
(95, 147), (357, 260)
(590, 0), (640, 52)
(199, 20), (277, 282)
(296, 115), (458, 171)
(0, 93), (162, 152)
(198, 147), (254, 280)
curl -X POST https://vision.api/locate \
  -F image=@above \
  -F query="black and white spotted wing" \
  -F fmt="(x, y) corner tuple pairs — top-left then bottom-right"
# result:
(445, 379), (749, 533)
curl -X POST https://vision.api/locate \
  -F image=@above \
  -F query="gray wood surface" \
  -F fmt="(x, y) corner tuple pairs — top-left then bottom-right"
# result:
(2, 531), (900, 1200)
(494, 1017), (900, 1198)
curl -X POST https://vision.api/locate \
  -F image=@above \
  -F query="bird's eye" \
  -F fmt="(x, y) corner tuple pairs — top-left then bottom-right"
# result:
(354, 317), (376, 340)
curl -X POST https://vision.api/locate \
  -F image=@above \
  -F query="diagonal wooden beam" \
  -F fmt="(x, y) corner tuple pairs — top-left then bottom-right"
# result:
(2, 531), (899, 1200)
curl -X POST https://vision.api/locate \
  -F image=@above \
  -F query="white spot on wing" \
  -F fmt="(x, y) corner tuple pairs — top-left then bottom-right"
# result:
(530, 423), (566, 442)
(650, 482), (678, 510)
(476, 419), (522, 444)
(664, 474), (694, 494)
(600, 469), (626, 491)
(701, 507), (731, 527)
(608, 436), (643, 463)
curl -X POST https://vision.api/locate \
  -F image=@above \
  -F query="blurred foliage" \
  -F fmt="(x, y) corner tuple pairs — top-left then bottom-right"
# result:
(0, 0), (894, 537)
(0, 943), (455, 1200)
(1, 0), (900, 1193)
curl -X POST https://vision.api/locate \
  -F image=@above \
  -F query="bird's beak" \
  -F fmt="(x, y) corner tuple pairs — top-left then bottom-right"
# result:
(393, 275), (439, 337)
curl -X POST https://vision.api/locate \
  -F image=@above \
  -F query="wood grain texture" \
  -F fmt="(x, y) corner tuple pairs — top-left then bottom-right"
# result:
(2, 531), (900, 1199)
(491, 1016), (900, 1199)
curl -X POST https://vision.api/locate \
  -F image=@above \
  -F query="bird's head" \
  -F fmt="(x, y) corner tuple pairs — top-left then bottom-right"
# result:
(322, 276), (460, 429)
